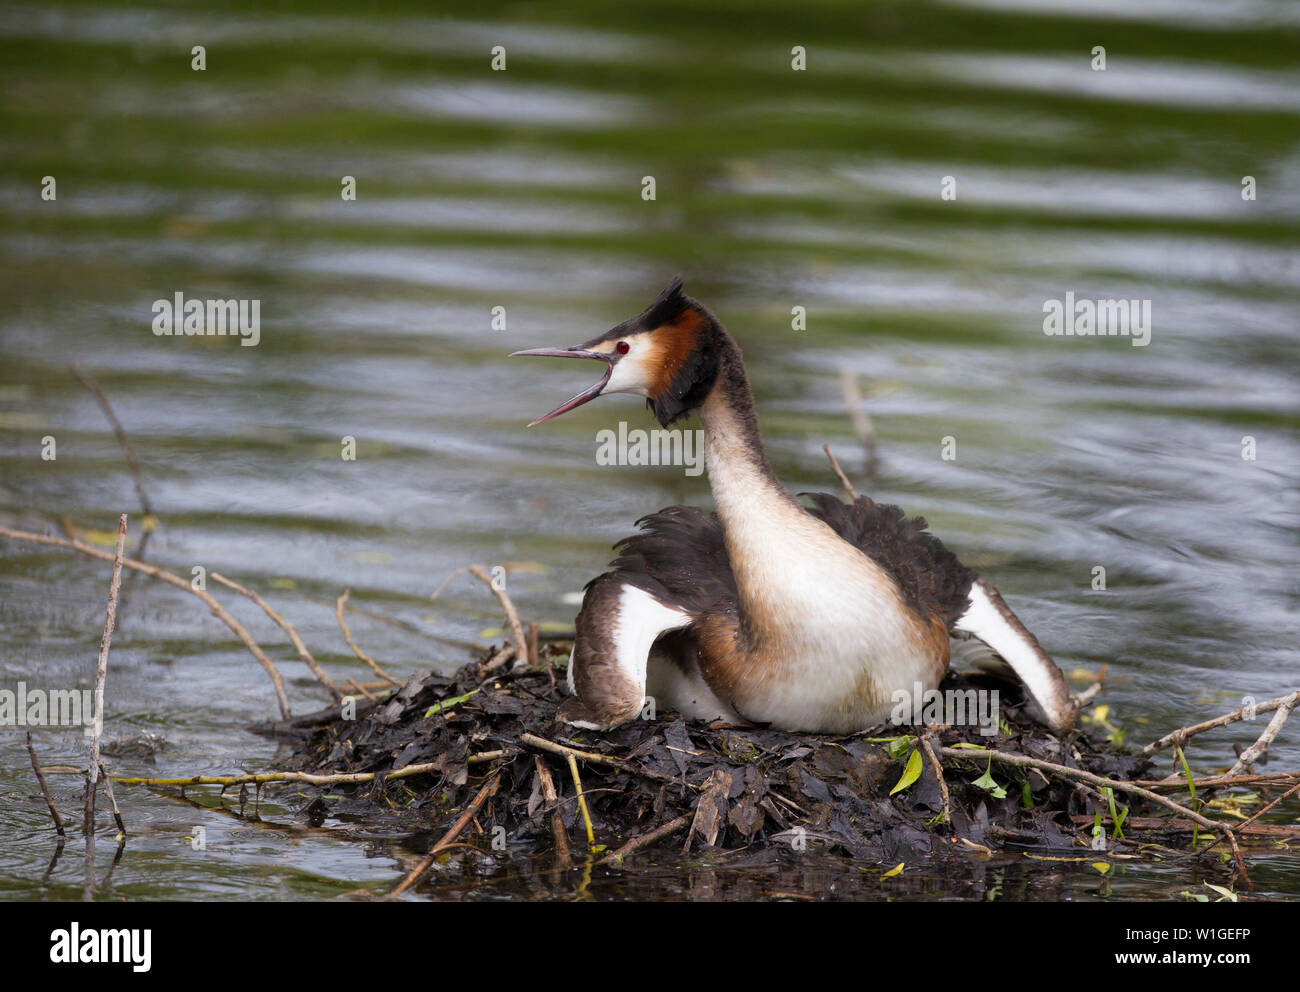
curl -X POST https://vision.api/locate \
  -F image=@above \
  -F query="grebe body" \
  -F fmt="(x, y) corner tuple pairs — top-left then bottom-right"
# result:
(513, 279), (1075, 734)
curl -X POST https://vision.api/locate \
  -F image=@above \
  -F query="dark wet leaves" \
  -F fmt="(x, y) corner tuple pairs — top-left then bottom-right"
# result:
(278, 658), (1154, 870)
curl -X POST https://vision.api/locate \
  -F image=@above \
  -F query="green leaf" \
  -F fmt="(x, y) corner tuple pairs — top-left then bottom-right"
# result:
(424, 690), (478, 719)
(972, 757), (1007, 799)
(890, 747), (924, 795)
(1174, 743), (1198, 846)
(1102, 787), (1128, 840)
(864, 735), (916, 760)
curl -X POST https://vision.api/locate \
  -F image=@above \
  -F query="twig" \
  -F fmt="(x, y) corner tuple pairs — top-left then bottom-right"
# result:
(1199, 779), (1300, 876)
(479, 645), (515, 676)
(1132, 771), (1300, 790)
(211, 572), (342, 702)
(1074, 682), (1103, 707)
(920, 733), (951, 826)
(467, 565), (528, 671)
(939, 746), (1228, 832)
(1230, 780), (1300, 832)
(567, 752), (596, 850)
(534, 756), (571, 867)
(85, 513), (126, 841)
(26, 732), (65, 837)
(1225, 829), (1252, 889)
(343, 677), (376, 702)
(428, 566), (469, 602)
(519, 732), (683, 786)
(822, 445), (857, 502)
(598, 813), (693, 866)
(342, 597), (484, 653)
(1069, 814), (1300, 839)
(1227, 696), (1295, 777)
(391, 772), (502, 895)
(68, 364), (153, 517)
(838, 367), (877, 476)
(112, 750), (508, 789)
(98, 762), (126, 837)
(0, 525), (292, 719)
(334, 589), (400, 686)
(527, 621), (540, 669)
(1138, 691), (1299, 758)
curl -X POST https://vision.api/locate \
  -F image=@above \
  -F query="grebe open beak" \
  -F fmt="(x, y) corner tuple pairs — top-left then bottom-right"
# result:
(509, 347), (614, 427)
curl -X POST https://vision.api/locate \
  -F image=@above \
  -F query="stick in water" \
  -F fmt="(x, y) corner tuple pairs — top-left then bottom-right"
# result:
(26, 732), (66, 837)
(85, 513), (127, 841)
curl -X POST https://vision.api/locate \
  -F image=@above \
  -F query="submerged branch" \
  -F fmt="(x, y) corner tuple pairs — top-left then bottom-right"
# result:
(26, 733), (65, 838)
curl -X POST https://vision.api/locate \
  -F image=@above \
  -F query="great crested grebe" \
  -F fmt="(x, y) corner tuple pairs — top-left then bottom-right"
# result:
(511, 278), (1076, 735)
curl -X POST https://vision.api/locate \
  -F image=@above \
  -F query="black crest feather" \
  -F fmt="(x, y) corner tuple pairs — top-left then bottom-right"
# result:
(640, 275), (688, 329)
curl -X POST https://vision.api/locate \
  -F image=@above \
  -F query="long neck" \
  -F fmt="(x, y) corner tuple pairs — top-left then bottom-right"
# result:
(697, 339), (810, 590)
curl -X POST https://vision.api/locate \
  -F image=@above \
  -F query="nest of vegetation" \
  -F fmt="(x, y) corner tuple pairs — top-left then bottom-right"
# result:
(257, 647), (1159, 879)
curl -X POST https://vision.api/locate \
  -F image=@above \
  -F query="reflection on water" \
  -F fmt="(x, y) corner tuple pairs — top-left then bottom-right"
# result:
(1, 0), (1297, 901)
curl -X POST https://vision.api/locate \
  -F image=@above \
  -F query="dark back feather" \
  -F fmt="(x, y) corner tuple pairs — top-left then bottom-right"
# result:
(600, 494), (974, 631)
(803, 492), (974, 626)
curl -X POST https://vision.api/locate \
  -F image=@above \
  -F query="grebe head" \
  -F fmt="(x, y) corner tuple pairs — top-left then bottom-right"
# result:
(511, 276), (724, 428)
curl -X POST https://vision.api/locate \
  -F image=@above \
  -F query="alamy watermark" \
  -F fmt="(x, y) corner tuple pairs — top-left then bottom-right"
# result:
(596, 421), (705, 477)
(50, 924), (151, 972)
(152, 292), (261, 346)
(890, 682), (1000, 736)
(1, 682), (94, 733)
(1043, 291), (1151, 347)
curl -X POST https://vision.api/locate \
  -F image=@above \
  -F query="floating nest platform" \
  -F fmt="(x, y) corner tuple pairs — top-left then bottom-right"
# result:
(256, 647), (1167, 882)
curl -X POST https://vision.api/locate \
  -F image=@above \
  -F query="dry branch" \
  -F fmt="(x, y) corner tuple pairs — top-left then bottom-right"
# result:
(838, 367), (877, 474)
(391, 772), (502, 895)
(26, 732), (65, 837)
(533, 755), (571, 867)
(823, 444), (857, 502)
(212, 571), (342, 702)
(599, 813), (693, 866)
(112, 748), (508, 789)
(1227, 696), (1295, 776)
(69, 365), (153, 518)
(520, 732), (683, 786)
(467, 565), (529, 670)
(479, 645), (515, 676)
(1070, 814), (1300, 840)
(85, 514), (126, 841)
(939, 746), (1227, 833)
(567, 752), (596, 849)
(0, 525), (292, 719)
(920, 733), (951, 825)
(1138, 691), (1299, 758)
(334, 589), (401, 686)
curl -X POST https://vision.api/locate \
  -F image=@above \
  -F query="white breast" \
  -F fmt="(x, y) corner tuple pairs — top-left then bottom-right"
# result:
(727, 510), (939, 733)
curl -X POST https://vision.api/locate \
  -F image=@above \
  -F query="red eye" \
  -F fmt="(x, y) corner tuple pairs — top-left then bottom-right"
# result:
(616, 340), (630, 354)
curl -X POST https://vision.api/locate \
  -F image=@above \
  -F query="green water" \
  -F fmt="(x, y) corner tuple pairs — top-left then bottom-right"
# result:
(1, 0), (1297, 900)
